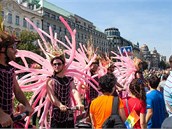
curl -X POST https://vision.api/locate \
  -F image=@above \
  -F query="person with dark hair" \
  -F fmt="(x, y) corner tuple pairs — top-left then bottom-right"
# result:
(158, 73), (169, 93)
(107, 63), (115, 73)
(0, 31), (33, 128)
(46, 55), (84, 128)
(146, 74), (166, 128)
(88, 62), (99, 102)
(81, 61), (100, 123)
(89, 73), (126, 129)
(123, 78), (146, 129)
(135, 70), (144, 79)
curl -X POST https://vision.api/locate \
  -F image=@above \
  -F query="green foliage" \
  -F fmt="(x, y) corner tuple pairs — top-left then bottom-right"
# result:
(19, 30), (39, 44)
(24, 0), (41, 8)
(17, 30), (42, 65)
(14, 92), (33, 108)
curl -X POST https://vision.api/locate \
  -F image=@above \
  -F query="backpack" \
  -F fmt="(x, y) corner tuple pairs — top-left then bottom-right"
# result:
(102, 97), (126, 129)
(161, 116), (172, 129)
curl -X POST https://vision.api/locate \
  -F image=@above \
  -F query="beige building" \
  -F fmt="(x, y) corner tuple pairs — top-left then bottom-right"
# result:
(140, 44), (161, 69)
(0, 0), (42, 36)
(151, 48), (160, 69)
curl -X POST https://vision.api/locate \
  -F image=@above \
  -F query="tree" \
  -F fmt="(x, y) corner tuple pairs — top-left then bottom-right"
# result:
(18, 30), (40, 54)
(17, 30), (42, 66)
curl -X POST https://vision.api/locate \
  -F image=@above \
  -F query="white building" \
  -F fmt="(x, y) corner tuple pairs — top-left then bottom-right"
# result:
(0, 0), (42, 36)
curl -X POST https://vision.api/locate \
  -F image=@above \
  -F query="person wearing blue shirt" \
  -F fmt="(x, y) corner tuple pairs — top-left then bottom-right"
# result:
(146, 75), (166, 128)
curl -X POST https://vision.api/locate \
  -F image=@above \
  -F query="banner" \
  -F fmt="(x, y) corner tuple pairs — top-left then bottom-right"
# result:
(120, 46), (133, 56)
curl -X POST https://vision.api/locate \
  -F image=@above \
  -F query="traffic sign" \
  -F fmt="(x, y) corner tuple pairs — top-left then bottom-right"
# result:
(120, 46), (133, 56)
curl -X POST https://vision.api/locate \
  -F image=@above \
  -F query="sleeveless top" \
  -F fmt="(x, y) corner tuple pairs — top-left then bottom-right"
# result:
(51, 75), (74, 122)
(89, 76), (99, 101)
(0, 64), (15, 115)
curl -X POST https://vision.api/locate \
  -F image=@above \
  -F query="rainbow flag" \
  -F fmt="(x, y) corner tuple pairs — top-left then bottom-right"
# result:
(125, 110), (140, 129)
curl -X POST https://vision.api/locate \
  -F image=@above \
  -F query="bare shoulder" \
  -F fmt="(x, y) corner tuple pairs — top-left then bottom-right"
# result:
(46, 78), (53, 85)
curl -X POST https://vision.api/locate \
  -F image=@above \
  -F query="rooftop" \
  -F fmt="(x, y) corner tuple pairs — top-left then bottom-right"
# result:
(43, 0), (74, 18)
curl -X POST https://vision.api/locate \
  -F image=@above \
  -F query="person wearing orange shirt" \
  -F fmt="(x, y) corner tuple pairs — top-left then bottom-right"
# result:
(89, 73), (126, 129)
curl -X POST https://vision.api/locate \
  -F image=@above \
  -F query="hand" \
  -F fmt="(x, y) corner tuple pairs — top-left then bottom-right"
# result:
(25, 105), (34, 115)
(0, 112), (13, 127)
(77, 104), (84, 111)
(59, 104), (67, 112)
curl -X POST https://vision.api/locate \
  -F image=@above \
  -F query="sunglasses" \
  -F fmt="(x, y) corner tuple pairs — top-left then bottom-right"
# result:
(53, 62), (63, 66)
(170, 60), (172, 63)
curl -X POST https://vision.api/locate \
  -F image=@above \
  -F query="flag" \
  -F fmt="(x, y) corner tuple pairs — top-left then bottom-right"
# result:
(125, 110), (140, 129)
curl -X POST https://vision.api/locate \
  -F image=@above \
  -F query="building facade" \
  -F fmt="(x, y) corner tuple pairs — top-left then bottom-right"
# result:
(104, 27), (140, 58)
(0, 0), (42, 36)
(41, 0), (109, 53)
(1, 0), (145, 59)
(140, 44), (161, 69)
(151, 48), (160, 69)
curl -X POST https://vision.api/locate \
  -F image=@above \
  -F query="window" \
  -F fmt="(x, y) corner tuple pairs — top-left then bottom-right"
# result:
(15, 15), (20, 25)
(44, 12), (50, 17)
(53, 25), (56, 31)
(8, 13), (12, 24)
(23, 18), (27, 28)
(51, 14), (56, 20)
(85, 35), (87, 39)
(30, 20), (33, 29)
(59, 27), (61, 32)
(1, 11), (4, 18)
(28, 4), (33, 10)
(68, 21), (71, 25)
(47, 22), (50, 29)
(64, 28), (67, 34)
(36, 21), (40, 28)
(56, 15), (60, 21)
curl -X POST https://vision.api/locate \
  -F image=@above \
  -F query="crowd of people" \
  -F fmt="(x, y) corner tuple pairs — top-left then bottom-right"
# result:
(0, 26), (172, 129)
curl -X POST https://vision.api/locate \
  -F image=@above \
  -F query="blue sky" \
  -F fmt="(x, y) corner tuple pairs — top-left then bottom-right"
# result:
(47, 0), (172, 60)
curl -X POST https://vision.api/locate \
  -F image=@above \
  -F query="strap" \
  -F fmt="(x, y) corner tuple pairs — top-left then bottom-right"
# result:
(111, 97), (119, 115)
(125, 98), (130, 114)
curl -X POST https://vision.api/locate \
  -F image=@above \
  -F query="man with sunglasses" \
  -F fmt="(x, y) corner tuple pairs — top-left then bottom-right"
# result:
(46, 55), (84, 128)
(0, 31), (33, 128)
(161, 55), (172, 129)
